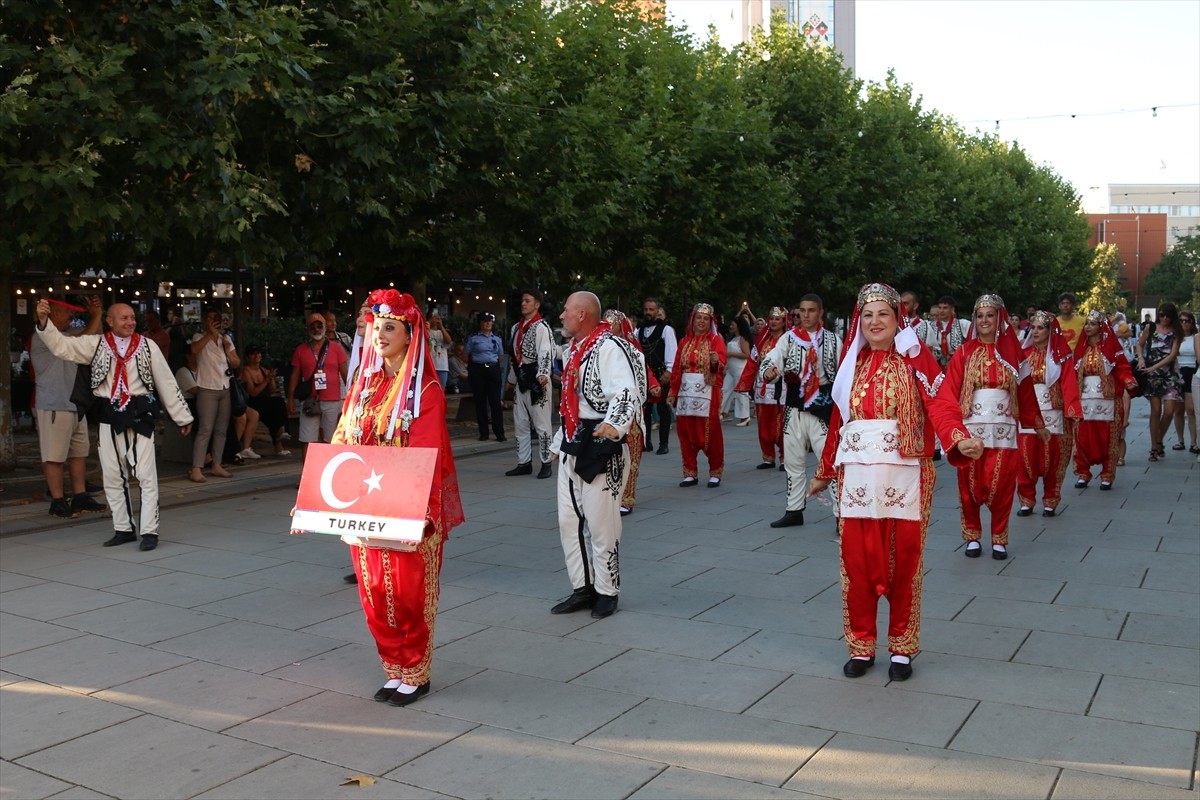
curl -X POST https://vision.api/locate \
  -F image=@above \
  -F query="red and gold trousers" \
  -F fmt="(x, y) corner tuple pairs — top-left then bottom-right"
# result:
(1017, 427), (1073, 511)
(350, 530), (444, 685)
(622, 421), (644, 509)
(1073, 403), (1125, 484)
(840, 459), (934, 657)
(677, 409), (724, 479)
(755, 403), (785, 462)
(958, 447), (1019, 545)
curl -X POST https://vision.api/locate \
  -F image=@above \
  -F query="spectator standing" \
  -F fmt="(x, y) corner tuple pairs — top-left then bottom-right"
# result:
(188, 310), (239, 482)
(142, 310), (170, 358)
(1137, 302), (1184, 460)
(464, 312), (506, 442)
(427, 311), (452, 388)
(31, 296), (106, 518)
(721, 313), (751, 425)
(1169, 310), (1198, 453)
(638, 297), (677, 454)
(1056, 292), (1085, 352)
(288, 312), (349, 460)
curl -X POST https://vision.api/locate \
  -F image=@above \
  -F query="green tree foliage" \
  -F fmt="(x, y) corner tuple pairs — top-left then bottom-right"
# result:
(1143, 234), (1199, 308)
(1083, 242), (1123, 314)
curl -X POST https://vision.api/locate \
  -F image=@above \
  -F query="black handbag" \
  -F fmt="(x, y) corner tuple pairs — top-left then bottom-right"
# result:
(230, 379), (249, 417)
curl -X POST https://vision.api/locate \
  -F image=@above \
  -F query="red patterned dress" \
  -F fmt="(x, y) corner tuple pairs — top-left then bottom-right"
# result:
(670, 331), (727, 479)
(1016, 343), (1081, 512)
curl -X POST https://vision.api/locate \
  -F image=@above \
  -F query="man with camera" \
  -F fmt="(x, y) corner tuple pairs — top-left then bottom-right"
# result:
(288, 312), (349, 463)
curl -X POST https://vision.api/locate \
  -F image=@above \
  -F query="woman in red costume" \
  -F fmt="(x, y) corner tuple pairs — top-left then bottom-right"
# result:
(669, 303), (727, 487)
(328, 289), (464, 706)
(604, 309), (660, 515)
(1016, 312), (1082, 517)
(1073, 310), (1139, 489)
(809, 283), (980, 681)
(934, 294), (1047, 560)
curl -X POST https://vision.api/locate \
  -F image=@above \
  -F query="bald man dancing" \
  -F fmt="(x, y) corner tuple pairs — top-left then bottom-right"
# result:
(35, 299), (193, 551)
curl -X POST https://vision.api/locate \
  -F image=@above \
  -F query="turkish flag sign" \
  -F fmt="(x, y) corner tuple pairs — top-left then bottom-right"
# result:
(292, 443), (437, 542)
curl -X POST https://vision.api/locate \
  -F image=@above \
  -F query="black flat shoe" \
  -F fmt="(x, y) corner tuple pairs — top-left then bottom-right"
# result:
(843, 657), (874, 678)
(1042, 508), (1055, 517)
(656, 444), (669, 455)
(679, 477), (698, 487)
(932, 449), (942, 461)
(1016, 507), (1032, 517)
(992, 546), (1008, 560)
(138, 534), (158, 551)
(477, 435), (489, 441)
(550, 589), (596, 614)
(770, 510), (805, 528)
(888, 659), (913, 681)
(386, 682), (430, 707)
(1099, 482), (1112, 491)
(756, 461), (775, 470)
(1075, 478), (1088, 489)
(537, 463), (553, 479)
(344, 573), (358, 584)
(707, 477), (721, 488)
(495, 435), (507, 442)
(373, 685), (397, 702)
(590, 594), (618, 618)
(505, 462), (532, 476)
(964, 543), (982, 558)
(103, 531), (137, 547)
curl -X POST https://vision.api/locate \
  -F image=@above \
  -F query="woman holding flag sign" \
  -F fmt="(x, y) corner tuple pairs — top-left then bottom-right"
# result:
(321, 289), (464, 707)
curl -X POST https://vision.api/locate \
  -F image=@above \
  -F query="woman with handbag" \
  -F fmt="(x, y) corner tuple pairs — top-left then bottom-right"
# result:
(1136, 303), (1184, 461)
(188, 309), (239, 482)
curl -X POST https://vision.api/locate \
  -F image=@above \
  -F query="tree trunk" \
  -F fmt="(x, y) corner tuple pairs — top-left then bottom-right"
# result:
(0, 267), (15, 471)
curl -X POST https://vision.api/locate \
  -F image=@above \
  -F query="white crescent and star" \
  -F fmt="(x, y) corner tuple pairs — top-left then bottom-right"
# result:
(320, 452), (364, 509)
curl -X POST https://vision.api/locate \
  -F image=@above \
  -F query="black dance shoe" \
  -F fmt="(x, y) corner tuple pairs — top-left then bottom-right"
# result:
(505, 462), (532, 476)
(373, 685), (397, 702)
(1075, 478), (1088, 489)
(843, 657), (874, 678)
(756, 461), (776, 470)
(138, 534), (159, 551)
(656, 444), (669, 455)
(1042, 508), (1056, 517)
(888, 659), (913, 681)
(991, 546), (1008, 560)
(964, 542), (982, 558)
(770, 510), (805, 528)
(386, 682), (430, 707)
(550, 588), (596, 614)
(590, 595), (619, 618)
(679, 477), (698, 487)
(1016, 507), (1032, 517)
(537, 463), (553, 479)
(103, 531), (137, 547)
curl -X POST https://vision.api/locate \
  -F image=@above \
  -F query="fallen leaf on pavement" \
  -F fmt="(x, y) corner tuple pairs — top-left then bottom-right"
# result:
(341, 774), (376, 787)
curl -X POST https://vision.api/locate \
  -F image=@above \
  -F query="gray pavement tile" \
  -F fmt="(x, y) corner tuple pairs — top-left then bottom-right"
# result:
(0, 670), (21, 685)
(384, 726), (663, 800)
(618, 556), (713, 589)
(650, 524), (790, 552)
(1054, 581), (1200, 618)
(0, 543), (95, 572)
(1015, 629), (1199, 684)
(1087, 674), (1200, 730)
(951, 701), (1195, 788)
(431, 583), (494, 612)
(444, 564), (574, 600)
(1158, 535), (1200, 555)
(296, 611), (376, 646)
(0, 570), (45, 593)
(629, 767), (822, 800)
(433, 616), (489, 647)
(0, 680), (142, 760)
(756, 533), (841, 560)
(716, 629), (855, 681)
(675, 568), (837, 603)
(194, 754), (452, 800)
(94, 661), (322, 731)
(918, 617), (1032, 660)
(457, 541), (575, 572)
(580, 698), (832, 785)
(747, 674), (978, 749)
(438, 556), (500, 584)
(922, 568), (1064, 602)
(413, 668), (644, 741)
(1037, 531), (1164, 552)
(264, 644), (484, 698)
(774, 555), (845, 582)
(954, 595), (1126, 638)
(1082, 547), (1199, 573)
(1020, 537), (1094, 562)
(694, 595), (833, 638)
(104, 572), (261, 608)
(1000, 556), (1149, 587)
(42, 786), (114, 798)
(0, 583), (130, 622)
(1121, 610), (1200, 647)
(1143, 559), (1200, 593)
(15, 714), (284, 800)
(0, 634), (190, 693)
(253, 540), (368, 568)
(663, 544), (804, 575)
(5, 557), (171, 590)
(441, 591), (612, 635)
(1051, 769), (1199, 799)
(441, 535), (510, 558)
(435, 626), (626, 681)
(624, 585), (737, 620)
(52, 599), (231, 646)
(0, 761), (73, 800)
(141, 548), (289, 579)
(619, 536), (697, 561)
(77, 539), (207, 562)
(888, 651), (1100, 713)
(575, 648), (790, 713)
(233, 560), (358, 595)
(786, 731), (1059, 799)
(223, 691), (476, 775)
(152, 620), (342, 674)
(192, 586), (360, 630)
(0, 613), (84, 658)
(167, 525), (300, 555)
(567, 609), (756, 660)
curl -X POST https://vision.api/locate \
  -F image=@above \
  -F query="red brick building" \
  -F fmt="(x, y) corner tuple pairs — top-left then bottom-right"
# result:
(1086, 213), (1168, 306)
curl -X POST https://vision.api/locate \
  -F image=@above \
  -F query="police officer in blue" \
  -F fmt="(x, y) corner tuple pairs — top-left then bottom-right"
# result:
(465, 312), (507, 441)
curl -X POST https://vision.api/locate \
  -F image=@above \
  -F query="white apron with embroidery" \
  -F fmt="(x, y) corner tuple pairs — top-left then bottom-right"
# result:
(1079, 376), (1114, 421)
(676, 372), (712, 417)
(964, 388), (1017, 449)
(834, 419), (921, 521)
(1019, 383), (1063, 435)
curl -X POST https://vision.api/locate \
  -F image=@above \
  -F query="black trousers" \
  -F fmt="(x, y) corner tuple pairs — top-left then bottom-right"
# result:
(468, 362), (505, 438)
(644, 387), (673, 448)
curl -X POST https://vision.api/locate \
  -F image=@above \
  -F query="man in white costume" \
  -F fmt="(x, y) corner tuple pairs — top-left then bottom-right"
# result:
(550, 292), (646, 619)
(35, 298), (193, 551)
(505, 289), (556, 479)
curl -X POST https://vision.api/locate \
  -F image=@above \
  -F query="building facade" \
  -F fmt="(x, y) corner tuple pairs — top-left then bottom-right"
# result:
(1107, 183), (1199, 250)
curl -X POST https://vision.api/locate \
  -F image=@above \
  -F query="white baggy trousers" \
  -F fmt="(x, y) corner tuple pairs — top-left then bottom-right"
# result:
(557, 446), (629, 598)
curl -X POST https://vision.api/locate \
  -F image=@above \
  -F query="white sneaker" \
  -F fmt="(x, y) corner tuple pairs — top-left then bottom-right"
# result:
(237, 448), (262, 460)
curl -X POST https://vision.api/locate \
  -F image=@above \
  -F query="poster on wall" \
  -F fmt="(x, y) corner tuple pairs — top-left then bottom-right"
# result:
(182, 300), (202, 323)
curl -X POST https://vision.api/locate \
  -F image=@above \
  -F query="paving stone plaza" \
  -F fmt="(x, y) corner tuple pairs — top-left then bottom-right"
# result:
(1, 402), (1197, 799)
